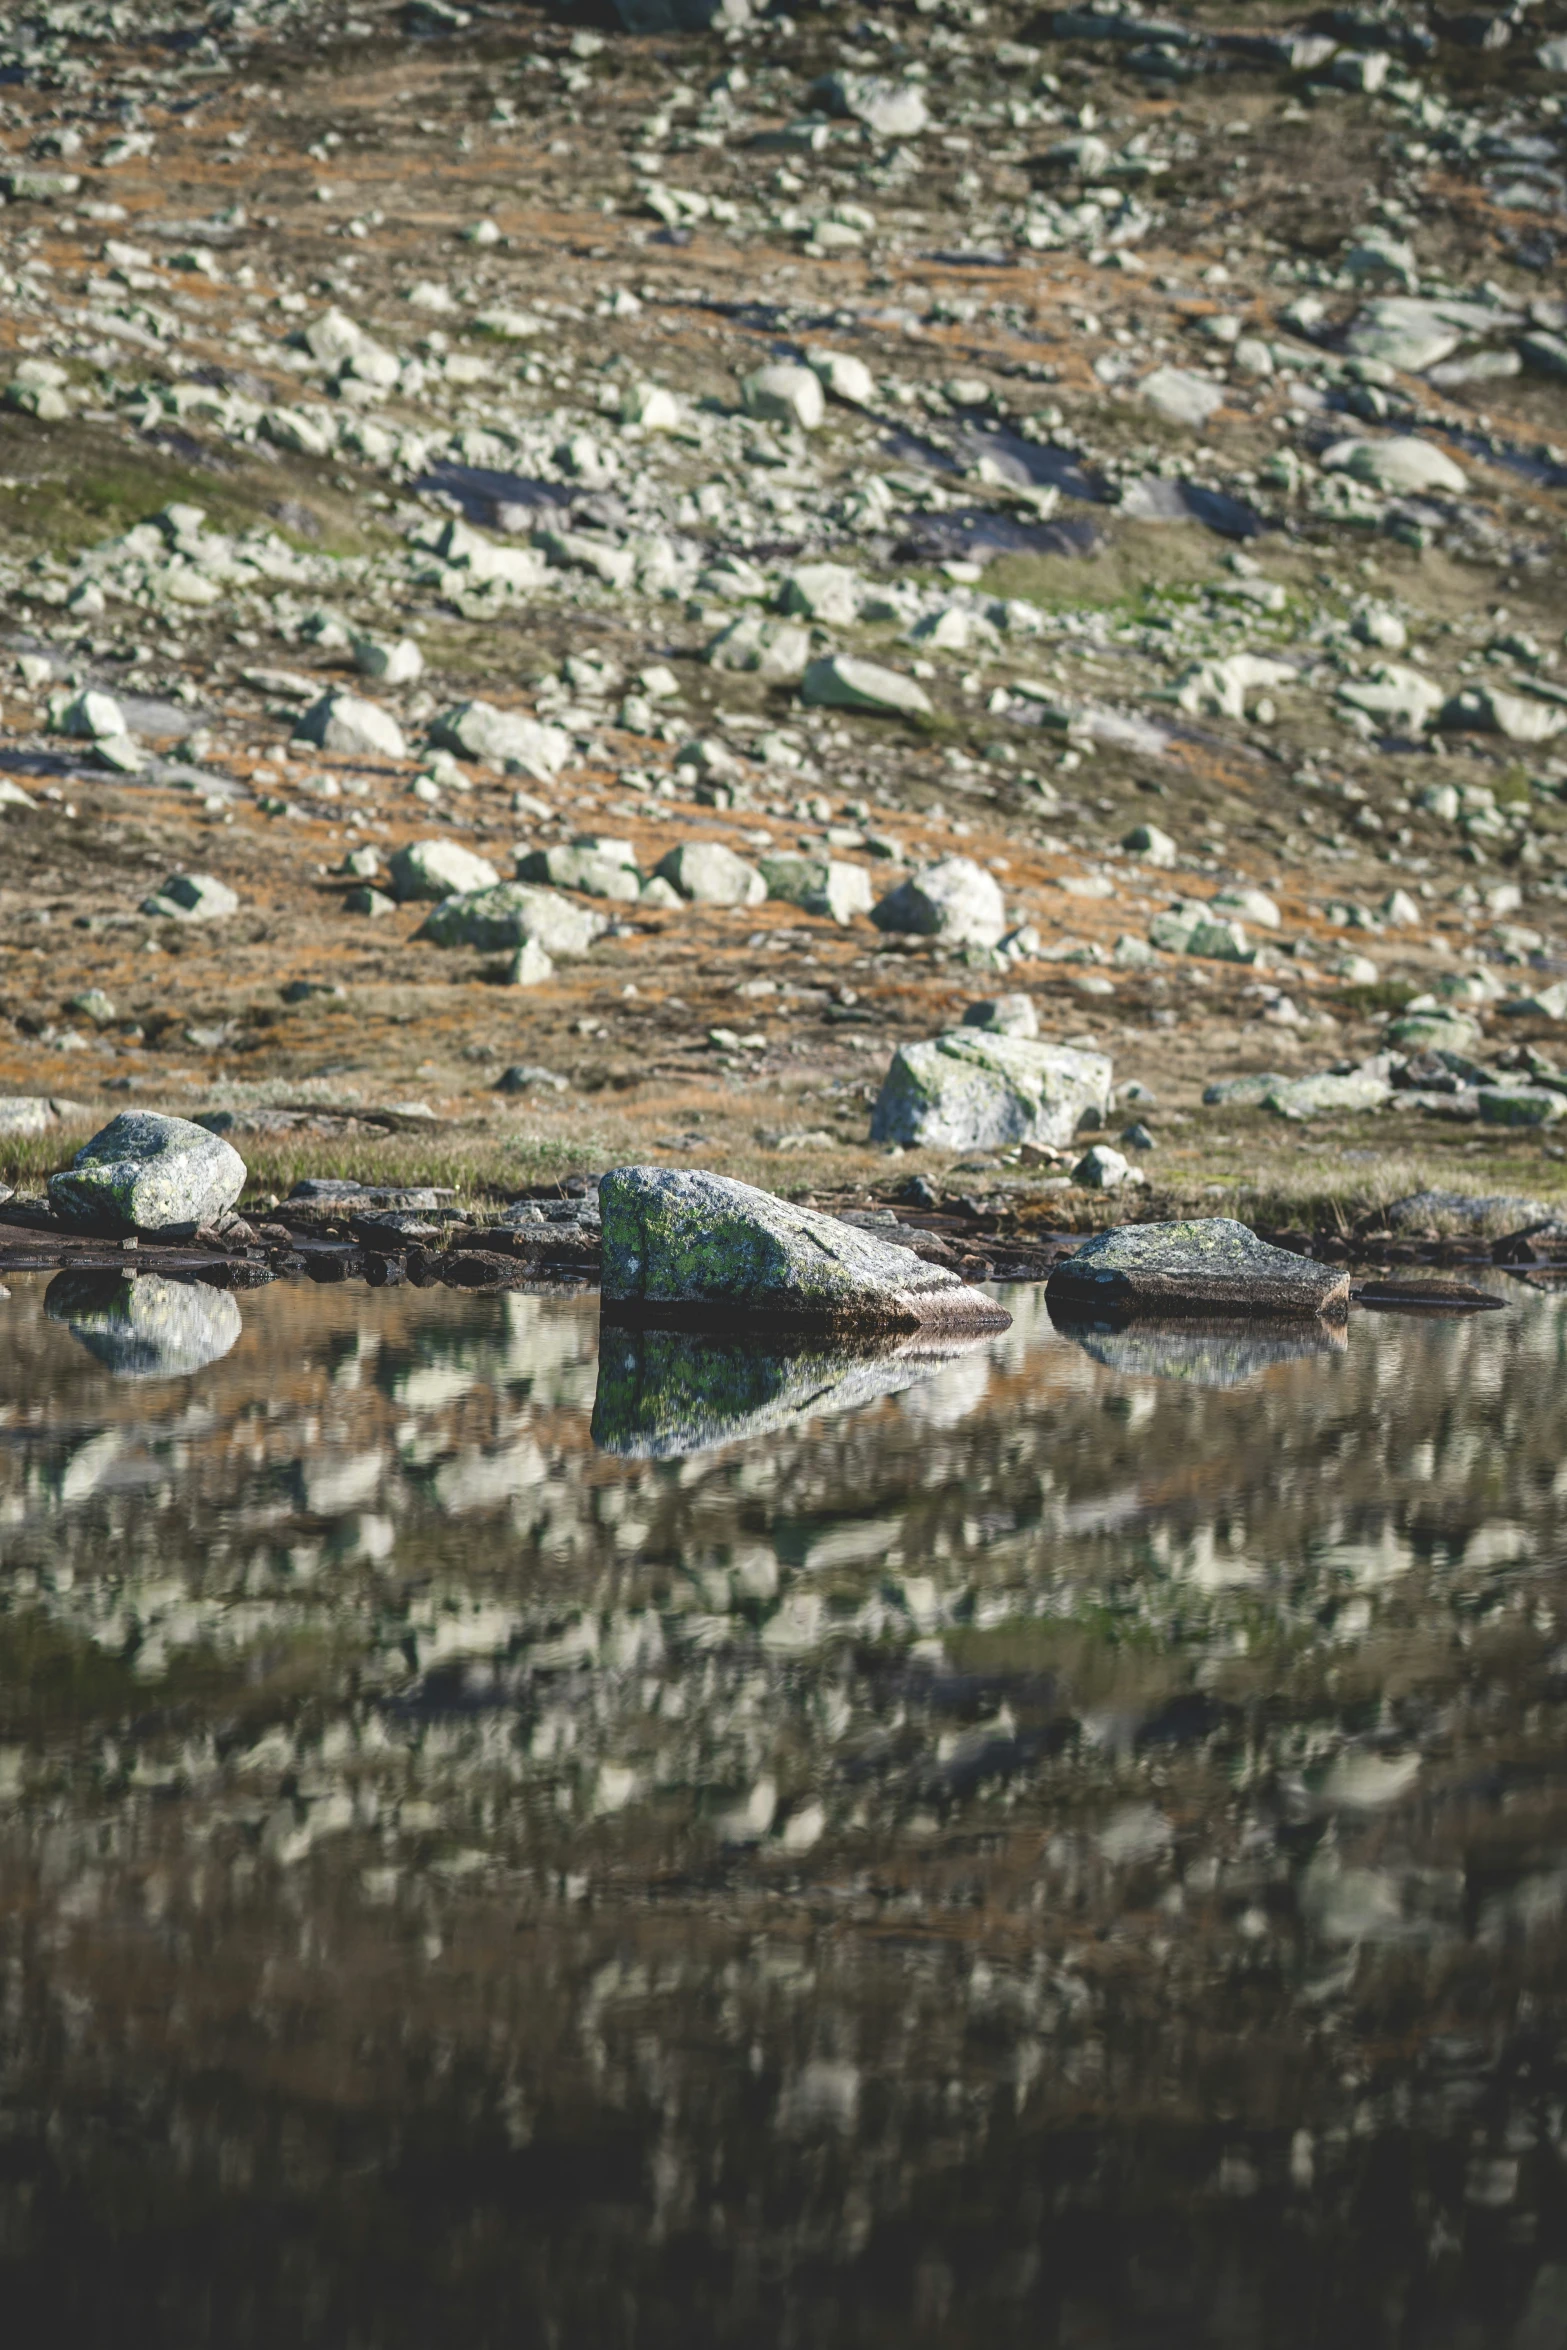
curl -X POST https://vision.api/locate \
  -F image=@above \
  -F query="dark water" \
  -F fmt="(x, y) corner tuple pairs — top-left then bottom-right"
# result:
(4, 1267), (1567, 2347)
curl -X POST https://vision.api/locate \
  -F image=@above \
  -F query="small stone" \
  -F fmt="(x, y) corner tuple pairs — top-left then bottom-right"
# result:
(812, 71), (928, 139)
(654, 841), (767, 907)
(1047, 1217), (1351, 1322)
(388, 838), (501, 901)
(870, 1032), (1111, 1150)
(140, 873), (239, 922)
(49, 1110), (247, 1237)
(808, 350), (878, 406)
(345, 885), (397, 917)
(800, 654), (932, 718)
(872, 857), (1007, 948)
(68, 989), (117, 1025)
(292, 690), (407, 761)
(339, 845), (380, 878)
(59, 689), (128, 741)
(960, 995), (1038, 1039)
(516, 844), (642, 901)
(706, 615), (812, 680)
(1073, 1142), (1132, 1189)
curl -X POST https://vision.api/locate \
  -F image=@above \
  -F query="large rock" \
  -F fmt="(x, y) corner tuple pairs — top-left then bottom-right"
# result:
(808, 350), (878, 406)
(140, 872), (239, 921)
(1139, 366), (1224, 427)
(654, 841), (766, 907)
(416, 882), (607, 956)
(1338, 663), (1447, 732)
(49, 1111), (247, 1236)
(599, 1166), (1011, 1335)
(592, 1323), (990, 1457)
(706, 615), (812, 679)
(516, 844), (642, 901)
(427, 701), (573, 778)
(870, 1033), (1111, 1150)
(812, 70), (928, 138)
(388, 838), (500, 902)
(800, 654), (932, 717)
(872, 857), (1007, 947)
(961, 995), (1038, 1039)
(1321, 436), (1467, 495)
(45, 1270), (243, 1379)
(1440, 684), (1565, 745)
(742, 364), (823, 432)
(0, 1096), (57, 1137)
(758, 855), (872, 924)
(292, 691), (407, 761)
(1046, 1218), (1351, 1322)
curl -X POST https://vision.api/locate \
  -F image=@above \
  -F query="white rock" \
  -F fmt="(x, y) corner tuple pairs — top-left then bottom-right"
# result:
(654, 841), (767, 907)
(800, 654), (932, 717)
(706, 614), (812, 680)
(59, 689), (128, 741)
(293, 691), (407, 761)
(779, 561), (864, 625)
(1440, 684), (1565, 745)
(1321, 435), (1467, 494)
(388, 838), (501, 902)
(428, 700), (573, 778)
(1139, 366), (1225, 427)
(871, 857), (1007, 948)
(140, 873), (239, 922)
(352, 636), (424, 685)
(808, 350), (878, 406)
(742, 363), (824, 432)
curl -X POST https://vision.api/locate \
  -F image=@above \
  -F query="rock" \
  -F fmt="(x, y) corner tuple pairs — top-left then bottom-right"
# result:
(639, 876), (684, 909)
(870, 1032), (1111, 1149)
(1499, 981), (1567, 1021)
(1352, 603), (1407, 652)
(1439, 684), (1565, 745)
(1521, 331), (1567, 380)
(812, 71), (928, 138)
(427, 701), (573, 778)
(49, 1110), (247, 1236)
(1211, 887), (1281, 929)
(1264, 1071), (1392, 1119)
(808, 350), (878, 406)
(58, 689), (128, 740)
(1478, 1087), (1564, 1128)
(591, 1323), (988, 1457)
(1343, 296), (1496, 373)
(799, 654), (932, 717)
(1321, 436), (1467, 495)
(872, 857), (1007, 947)
(0, 1096), (58, 1137)
(345, 885), (396, 917)
(612, 0), (749, 32)
(1123, 822), (1177, 866)
(352, 636), (424, 685)
(44, 1270), (243, 1378)
(292, 690), (407, 761)
(758, 855), (872, 924)
(706, 615), (812, 680)
(1387, 1009), (1482, 1053)
(960, 995), (1038, 1039)
(1386, 1188), (1552, 1232)
(417, 882), (607, 956)
(388, 838), (500, 902)
(1047, 1217), (1351, 1322)
(1338, 664), (1447, 732)
(1058, 1315), (1347, 1388)
(1139, 367), (1225, 427)
(140, 872), (239, 922)
(1073, 1143), (1133, 1189)
(503, 938), (556, 987)
(780, 562), (864, 626)
(516, 844), (642, 901)
(654, 842), (766, 907)
(742, 363), (824, 432)
(598, 1165), (1010, 1334)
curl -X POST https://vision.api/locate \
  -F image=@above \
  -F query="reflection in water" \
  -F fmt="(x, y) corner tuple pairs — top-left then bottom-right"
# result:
(1049, 1302), (1350, 1388)
(591, 1320), (995, 1456)
(1, 1270), (1565, 2344)
(45, 1267), (244, 1377)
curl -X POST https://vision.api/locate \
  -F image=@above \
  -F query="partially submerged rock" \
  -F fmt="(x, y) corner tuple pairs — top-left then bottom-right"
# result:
(871, 1032), (1111, 1150)
(49, 1110), (247, 1236)
(45, 1270), (243, 1379)
(599, 1166), (1010, 1334)
(1047, 1218), (1351, 1323)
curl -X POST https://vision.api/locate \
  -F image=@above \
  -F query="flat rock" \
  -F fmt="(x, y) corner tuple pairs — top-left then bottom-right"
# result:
(49, 1110), (247, 1237)
(45, 1270), (243, 1378)
(872, 856), (1007, 947)
(1047, 1218), (1351, 1323)
(292, 690), (407, 761)
(599, 1165), (1011, 1334)
(800, 654), (932, 717)
(417, 882), (607, 956)
(871, 1032), (1111, 1149)
(389, 838), (501, 901)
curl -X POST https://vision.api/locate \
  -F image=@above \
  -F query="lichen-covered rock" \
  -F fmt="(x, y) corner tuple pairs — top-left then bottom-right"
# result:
(758, 855), (872, 924)
(416, 882), (606, 956)
(592, 1323), (990, 1457)
(1047, 1218), (1351, 1322)
(654, 842), (766, 907)
(1478, 1087), (1565, 1128)
(49, 1111), (247, 1236)
(599, 1166), (1011, 1334)
(388, 838), (501, 902)
(292, 690), (406, 761)
(45, 1270), (243, 1378)
(870, 1033), (1111, 1150)
(872, 857), (1007, 947)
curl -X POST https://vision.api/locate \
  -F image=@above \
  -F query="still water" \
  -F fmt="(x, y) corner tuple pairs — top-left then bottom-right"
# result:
(3, 1266), (1566, 2347)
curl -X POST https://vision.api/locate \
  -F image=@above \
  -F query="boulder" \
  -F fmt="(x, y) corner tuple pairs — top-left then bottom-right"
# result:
(872, 857), (1007, 947)
(812, 71), (928, 138)
(1139, 366), (1225, 427)
(800, 654), (932, 717)
(1439, 684), (1565, 745)
(1073, 1142), (1132, 1189)
(1047, 1217), (1351, 1322)
(1123, 822), (1177, 866)
(599, 1165), (1011, 1334)
(352, 635), (424, 685)
(292, 690), (407, 761)
(779, 561), (864, 626)
(416, 883), (607, 956)
(1478, 1087), (1564, 1128)
(960, 994), (1038, 1039)
(808, 350), (878, 406)
(427, 700), (573, 778)
(1321, 436), (1467, 495)
(742, 363), (823, 432)
(870, 1032), (1111, 1149)
(706, 615), (812, 679)
(59, 688), (128, 740)
(49, 1110), (247, 1236)
(140, 872), (239, 921)
(1338, 663), (1446, 732)
(1263, 1071), (1392, 1119)
(388, 838), (500, 902)
(654, 841), (766, 907)
(758, 855), (872, 924)
(0, 1096), (58, 1137)
(45, 1270), (243, 1379)
(516, 844), (642, 901)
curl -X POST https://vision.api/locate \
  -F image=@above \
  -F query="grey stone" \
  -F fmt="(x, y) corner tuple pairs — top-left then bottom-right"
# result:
(1202, 1074), (1289, 1108)
(599, 1165), (1011, 1334)
(1123, 822), (1177, 866)
(706, 615), (812, 679)
(1499, 982), (1567, 1021)
(388, 838), (500, 901)
(808, 350), (878, 406)
(516, 844), (642, 900)
(1073, 1143), (1132, 1189)
(1478, 1087), (1564, 1128)
(292, 690), (407, 761)
(1140, 367), (1224, 427)
(44, 1271), (243, 1379)
(59, 689), (129, 741)
(812, 71), (928, 138)
(416, 882), (606, 956)
(870, 1032), (1111, 1149)
(654, 842), (766, 907)
(742, 363), (824, 431)
(1387, 1010), (1482, 1054)
(612, 0), (749, 31)
(0, 1096), (57, 1137)
(1047, 1218), (1351, 1322)
(758, 855), (872, 924)
(1264, 1071), (1392, 1119)
(140, 873), (239, 922)
(49, 1110), (247, 1236)
(872, 857), (1007, 947)
(1321, 436), (1467, 495)
(1440, 684), (1566, 745)
(960, 995), (1039, 1040)
(345, 885), (396, 917)
(800, 654), (932, 717)
(427, 701), (573, 778)
(1386, 1189), (1553, 1233)
(352, 635), (424, 685)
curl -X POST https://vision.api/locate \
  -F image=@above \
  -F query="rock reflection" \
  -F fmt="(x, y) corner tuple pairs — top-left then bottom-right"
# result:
(1048, 1302), (1349, 1387)
(44, 1268), (243, 1377)
(591, 1320), (994, 1456)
